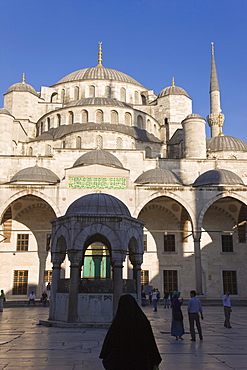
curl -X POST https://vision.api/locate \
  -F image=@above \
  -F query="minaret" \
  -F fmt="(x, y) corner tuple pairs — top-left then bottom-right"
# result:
(207, 42), (225, 137)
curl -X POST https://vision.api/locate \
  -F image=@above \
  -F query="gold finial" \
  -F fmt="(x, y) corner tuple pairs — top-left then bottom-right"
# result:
(211, 42), (214, 55)
(22, 73), (25, 83)
(172, 77), (175, 86)
(97, 41), (103, 67)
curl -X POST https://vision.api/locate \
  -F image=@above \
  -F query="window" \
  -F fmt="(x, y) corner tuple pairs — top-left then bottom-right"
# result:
(68, 111), (74, 125)
(137, 115), (143, 129)
(45, 145), (52, 156)
(61, 89), (65, 104)
(96, 110), (103, 124)
(141, 270), (149, 290)
(96, 135), (103, 149)
(145, 147), (152, 158)
(222, 235), (233, 252)
(134, 91), (139, 104)
(111, 110), (118, 124)
(74, 86), (79, 100)
(116, 137), (123, 149)
(81, 110), (88, 123)
(57, 114), (61, 126)
(17, 234), (29, 251)
(143, 234), (147, 252)
(120, 87), (126, 102)
(89, 85), (95, 98)
(125, 112), (132, 126)
(47, 117), (51, 130)
(44, 270), (52, 283)
(105, 86), (111, 98)
(163, 270), (178, 292)
(50, 92), (58, 103)
(164, 234), (175, 252)
(141, 94), (146, 105)
(29, 147), (33, 156)
(12, 270), (28, 295)
(223, 270), (238, 295)
(76, 136), (81, 149)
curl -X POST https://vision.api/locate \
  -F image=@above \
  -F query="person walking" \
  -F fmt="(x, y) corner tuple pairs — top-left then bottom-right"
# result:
(171, 291), (184, 340)
(99, 294), (162, 370)
(187, 290), (203, 341)
(222, 291), (232, 328)
(0, 290), (5, 312)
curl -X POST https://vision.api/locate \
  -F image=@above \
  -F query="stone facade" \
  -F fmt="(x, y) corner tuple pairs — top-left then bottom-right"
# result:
(0, 46), (246, 301)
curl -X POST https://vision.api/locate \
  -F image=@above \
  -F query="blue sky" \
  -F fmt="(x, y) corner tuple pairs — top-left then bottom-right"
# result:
(1, 0), (246, 141)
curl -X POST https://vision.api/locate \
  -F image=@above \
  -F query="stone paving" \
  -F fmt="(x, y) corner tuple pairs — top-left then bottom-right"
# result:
(0, 303), (246, 369)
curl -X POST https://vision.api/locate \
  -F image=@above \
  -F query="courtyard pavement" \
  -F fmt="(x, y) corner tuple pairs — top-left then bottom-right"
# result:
(0, 302), (246, 369)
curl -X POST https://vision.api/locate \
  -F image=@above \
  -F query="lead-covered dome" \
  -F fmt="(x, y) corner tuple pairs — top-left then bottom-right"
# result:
(135, 168), (182, 185)
(55, 66), (143, 87)
(65, 97), (131, 108)
(7, 81), (38, 96)
(193, 169), (244, 187)
(207, 135), (247, 152)
(9, 166), (60, 184)
(66, 193), (131, 217)
(73, 149), (124, 169)
(158, 85), (190, 98)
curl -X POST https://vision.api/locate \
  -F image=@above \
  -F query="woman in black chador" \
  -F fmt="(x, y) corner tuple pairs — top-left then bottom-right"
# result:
(100, 294), (162, 370)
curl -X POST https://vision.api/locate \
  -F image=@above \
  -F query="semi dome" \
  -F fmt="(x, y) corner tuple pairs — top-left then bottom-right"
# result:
(73, 149), (124, 169)
(55, 66), (143, 87)
(7, 81), (38, 96)
(135, 168), (182, 185)
(9, 166), (60, 184)
(158, 85), (190, 98)
(65, 97), (131, 108)
(0, 108), (13, 116)
(207, 135), (247, 152)
(66, 193), (131, 217)
(193, 169), (244, 187)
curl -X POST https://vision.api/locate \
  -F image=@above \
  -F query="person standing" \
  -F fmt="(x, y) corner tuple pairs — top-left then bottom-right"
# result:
(0, 290), (5, 312)
(41, 291), (48, 307)
(222, 291), (232, 328)
(99, 294), (162, 370)
(163, 290), (170, 308)
(171, 291), (184, 340)
(187, 290), (203, 341)
(152, 289), (158, 312)
(141, 290), (146, 307)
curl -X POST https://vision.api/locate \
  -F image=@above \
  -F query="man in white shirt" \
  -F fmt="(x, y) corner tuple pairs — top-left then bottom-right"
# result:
(222, 291), (232, 328)
(28, 291), (36, 306)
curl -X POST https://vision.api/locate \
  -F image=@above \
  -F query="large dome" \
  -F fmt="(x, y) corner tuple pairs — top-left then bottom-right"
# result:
(66, 193), (131, 217)
(158, 85), (190, 98)
(65, 97), (131, 108)
(9, 166), (60, 184)
(193, 169), (244, 187)
(55, 66), (143, 87)
(7, 81), (38, 96)
(73, 149), (124, 169)
(207, 135), (247, 152)
(135, 168), (182, 185)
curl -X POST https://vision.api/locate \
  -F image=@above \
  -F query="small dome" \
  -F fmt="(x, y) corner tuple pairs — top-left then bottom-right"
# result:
(193, 169), (244, 187)
(55, 66), (143, 87)
(207, 135), (247, 152)
(65, 97), (131, 108)
(7, 81), (38, 96)
(9, 166), (60, 184)
(185, 113), (203, 119)
(0, 108), (13, 116)
(135, 168), (182, 185)
(158, 85), (190, 98)
(66, 193), (131, 217)
(73, 149), (124, 169)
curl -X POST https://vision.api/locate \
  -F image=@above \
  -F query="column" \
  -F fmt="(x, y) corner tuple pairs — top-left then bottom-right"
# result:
(49, 252), (64, 320)
(67, 250), (82, 322)
(193, 232), (203, 295)
(112, 261), (123, 316)
(133, 262), (142, 305)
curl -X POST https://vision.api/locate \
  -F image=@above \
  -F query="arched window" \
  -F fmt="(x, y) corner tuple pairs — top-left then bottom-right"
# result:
(83, 242), (110, 278)
(116, 137), (123, 149)
(137, 115), (143, 129)
(105, 86), (111, 98)
(134, 91), (139, 104)
(145, 146), (152, 158)
(154, 124), (157, 135)
(96, 135), (103, 149)
(81, 110), (88, 123)
(74, 86), (79, 100)
(51, 93), (58, 103)
(120, 87), (126, 102)
(96, 110), (103, 124)
(47, 117), (51, 130)
(76, 136), (81, 149)
(29, 147), (33, 156)
(45, 145), (52, 156)
(147, 119), (151, 132)
(111, 110), (118, 124)
(61, 89), (65, 104)
(141, 95), (146, 105)
(68, 111), (74, 125)
(89, 85), (95, 98)
(125, 112), (132, 126)
(62, 141), (66, 149)
(40, 122), (44, 134)
(57, 114), (61, 126)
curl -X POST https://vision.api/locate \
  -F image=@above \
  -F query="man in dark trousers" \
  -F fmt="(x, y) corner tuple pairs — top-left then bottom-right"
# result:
(187, 290), (204, 341)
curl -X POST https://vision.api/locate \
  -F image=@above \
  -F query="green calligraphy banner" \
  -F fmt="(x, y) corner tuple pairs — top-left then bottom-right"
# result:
(68, 177), (126, 189)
